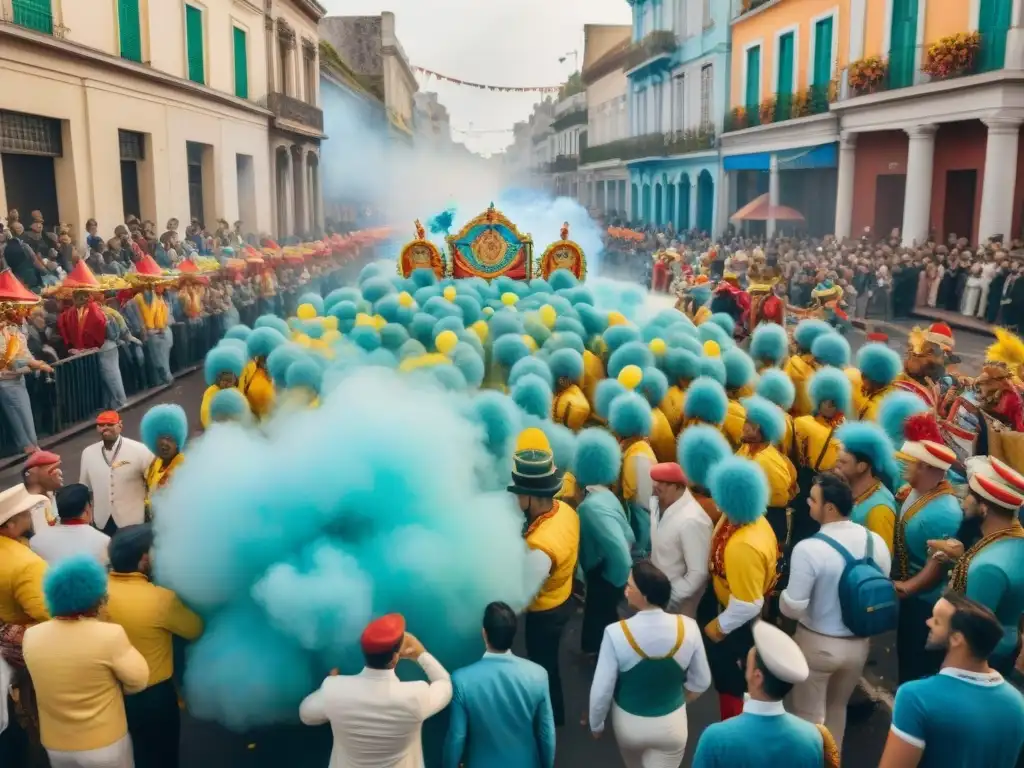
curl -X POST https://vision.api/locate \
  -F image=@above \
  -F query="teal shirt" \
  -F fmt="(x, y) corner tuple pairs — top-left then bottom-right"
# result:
(898, 488), (963, 604)
(577, 488), (634, 587)
(965, 537), (1024, 667)
(851, 483), (896, 527)
(693, 702), (825, 768)
(891, 669), (1024, 767)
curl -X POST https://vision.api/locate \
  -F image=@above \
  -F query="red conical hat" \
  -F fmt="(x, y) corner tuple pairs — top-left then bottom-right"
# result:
(0, 269), (40, 304)
(177, 260), (199, 274)
(63, 260), (101, 290)
(134, 254), (164, 277)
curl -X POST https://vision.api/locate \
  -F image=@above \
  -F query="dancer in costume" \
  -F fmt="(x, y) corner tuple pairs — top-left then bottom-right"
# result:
(722, 348), (756, 449)
(854, 342), (902, 421)
(608, 391), (656, 557)
(660, 348), (700, 433)
(207, 387), (253, 426)
(122, 255), (174, 387)
(240, 325), (285, 419)
(749, 323), (789, 373)
(678, 426), (729, 533)
(571, 429), (634, 657)
(735, 396), (797, 546)
(785, 320), (832, 417)
(680, 377), (728, 438)
(755, 369), (795, 457)
(894, 323), (956, 409)
(700, 457), (780, 721)
(834, 422), (899, 553)
(550, 348), (591, 431)
(692, 621), (839, 768)
(638, 367), (675, 464)
(140, 404), (188, 521)
(200, 344), (246, 428)
(511, 440), (580, 728)
(589, 560), (711, 768)
(890, 413), (964, 683)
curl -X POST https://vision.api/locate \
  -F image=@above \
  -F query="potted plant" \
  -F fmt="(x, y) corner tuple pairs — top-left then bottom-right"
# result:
(848, 55), (887, 95)
(759, 97), (776, 125)
(924, 31), (981, 80)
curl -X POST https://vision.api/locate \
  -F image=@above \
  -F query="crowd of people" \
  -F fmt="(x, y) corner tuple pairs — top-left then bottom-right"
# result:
(1, 220), (1024, 768)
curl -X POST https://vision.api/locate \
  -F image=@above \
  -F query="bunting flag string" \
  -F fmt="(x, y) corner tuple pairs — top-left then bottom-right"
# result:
(413, 66), (562, 94)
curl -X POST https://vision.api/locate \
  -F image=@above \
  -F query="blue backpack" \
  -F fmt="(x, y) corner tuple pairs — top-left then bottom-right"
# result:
(813, 530), (898, 637)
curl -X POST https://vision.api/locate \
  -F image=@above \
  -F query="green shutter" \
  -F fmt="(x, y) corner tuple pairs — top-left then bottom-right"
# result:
(745, 46), (761, 110)
(118, 0), (142, 62)
(185, 4), (205, 85)
(813, 16), (833, 85)
(777, 33), (794, 98)
(888, 0), (919, 89)
(233, 27), (249, 99)
(12, 0), (53, 34)
(977, 0), (1012, 72)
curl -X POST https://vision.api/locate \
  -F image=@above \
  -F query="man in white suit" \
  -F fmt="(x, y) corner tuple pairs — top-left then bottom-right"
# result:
(299, 613), (452, 768)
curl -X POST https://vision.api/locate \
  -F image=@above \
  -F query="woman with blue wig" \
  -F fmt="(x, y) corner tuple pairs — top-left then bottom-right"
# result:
(140, 404), (189, 521)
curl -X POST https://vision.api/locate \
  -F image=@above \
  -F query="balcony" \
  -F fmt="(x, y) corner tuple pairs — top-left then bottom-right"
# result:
(547, 155), (579, 173)
(2, 0), (68, 38)
(582, 39), (630, 86)
(724, 83), (834, 132)
(732, 0), (777, 19)
(551, 108), (588, 133)
(581, 128), (715, 165)
(266, 91), (324, 133)
(623, 30), (678, 75)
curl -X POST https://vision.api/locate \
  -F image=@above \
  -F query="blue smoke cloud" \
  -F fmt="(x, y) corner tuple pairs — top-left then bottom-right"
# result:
(154, 368), (534, 730)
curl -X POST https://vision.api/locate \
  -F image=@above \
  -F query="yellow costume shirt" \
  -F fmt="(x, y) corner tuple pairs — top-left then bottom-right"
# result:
(792, 414), (844, 473)
(240, 360), (275, 418)
(650, 407), (676, 463)
(526, 500), (580, 612)
(723, 399), (746, 449)
(553, 384), (591, 432)
(781, 412), (795, 458)
(660, 385), (686, 433)
(0, 537), (49, 625)
(736, 443), (798, 509)
(855, 384), (893, 422)
(706, 516), (779, 639)
(620, 439), (657, 502)
(784, 354), (818, 417)
(582, 350), (605, 406)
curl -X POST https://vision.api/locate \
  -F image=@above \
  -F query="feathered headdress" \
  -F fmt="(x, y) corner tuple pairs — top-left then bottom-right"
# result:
(904, 412), (943, 444)
(986, 327), (1024, 380)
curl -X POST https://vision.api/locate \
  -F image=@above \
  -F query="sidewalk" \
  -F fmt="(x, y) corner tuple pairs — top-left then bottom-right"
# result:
(908, 307), (996, 337)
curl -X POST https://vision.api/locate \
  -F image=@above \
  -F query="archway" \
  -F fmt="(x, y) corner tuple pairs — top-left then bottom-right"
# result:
(641, 184), (652, 224)
(697, 170), (714, 234)
(275, 147), (289, 238)
(631, 183), (639, 221)
(654, 183), (663, 227)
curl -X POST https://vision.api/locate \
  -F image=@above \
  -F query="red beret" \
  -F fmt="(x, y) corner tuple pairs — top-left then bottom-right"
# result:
(650, 462), (686, 485)
(24, 451), (60, 470)
(360, 614), (406, 655)
(96, 411), (121, 426)
(866, 332), (889, 343)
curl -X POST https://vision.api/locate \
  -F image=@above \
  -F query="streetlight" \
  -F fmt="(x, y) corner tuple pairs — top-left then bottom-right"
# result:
(558, 50), (579, 70)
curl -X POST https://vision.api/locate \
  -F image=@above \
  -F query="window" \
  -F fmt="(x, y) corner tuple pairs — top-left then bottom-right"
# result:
(888, 0), (919, 89)
(812, 16), (834, 86)
(233, 26), (248, 99)
(185, 4), (205, 85)
(978, 0), (1012, 72)
(700, 64), (713, 126)
(744, 46), (761, 111)
(118, 0), (142, 62)
(777, 31), (795, 106)
(673, 74), (685, 132)
(11, 0), (53, 34)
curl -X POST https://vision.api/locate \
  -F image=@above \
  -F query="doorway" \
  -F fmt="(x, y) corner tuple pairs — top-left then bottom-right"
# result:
(120, 160), (141, 222)
(874, 174), (906, 238)
(943, 169), (977, 244)
(1, 154), (59, 225)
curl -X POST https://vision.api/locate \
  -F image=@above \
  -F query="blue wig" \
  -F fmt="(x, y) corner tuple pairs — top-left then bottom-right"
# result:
(548, 348), (584, 383)
(399, 339), (427, 359)
(608, 341), (655, 379)
(362, 348), (398, 370)
(359, 278), (392, 305)
(544, 332), (585, 356)
(512, 374), (553, 419)
(698, 322), (732, 349)
(683, 377), (728, 425)
(812, 333), (851, 368)
(218, 338), (248, 355)
(809, 367), (852, 415)
(508, 356), (554, 390)
(749, 323), (789, 367)
(246, 327), (287, 360)
(639, 366), (668, 408)
(595, 379), (627, 420)
(424, 296), (462, 321)
(267, 343), (306, 387)
(836, 421), (900, 491)
(432, 315), (465, 341)
(523, 317), (552, 347)
(225, 324), (252, 342)
(678, 425), (732, 490)
(793, 319), (833, 353)
(454, 295), (482, 325)
(756, 368), (796, 411)
(380, 323), (410, 351)
(43, 554), (108, 618)
(708, 457), (769, 525)
(349, 325), (381, 353)
(209, 388), (252, 424)
(488, 310), (524, 340)
(603, 325), (641, 355)
(409, 268), (439, 288)
(141, 403), (188, 453)
(414, 285), (442, 306)
(472, 391), (521, 462)
(297, 292), (326, 315)
(540, 421), (577, 470)
(663, 348), (700, 384)
(577, 304), (609, 337)
(553, 316), (586, 339)
(548, 269), (579, 292)
(374, 294), (402, 324)
(493, 335), (531, 372)
(708, 312), (736, 338)
(668, 331), (703, 357)
(722, 348), (756, 391)
(856, 343), (902, 387)
(572, 428), (622, 487)
(609, 392), (652, 439)
(452, 344), (485, 388)
(409, 313), (437, 348)
(689, 285), (711, 307)
(324, 287), (360, 313)
(877, 391), (929, 446)
(430, 363), (468, 392)
(741, 395), (786, 445)
(285, 358), (323, 395)
(254, 314), (291, 337)
(698, 356), (726, 385)
(205, 345), (246, 386)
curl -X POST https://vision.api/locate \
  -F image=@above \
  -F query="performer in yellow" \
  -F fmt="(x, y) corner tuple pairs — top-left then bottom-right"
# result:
(280, 357), (323, 411)
(240, 326), (285, 419)
(607, 390), (656, 557)
(509, 440), (580, 728)
(660, 348), (700, 433)
(124, 255), (174, 387)
(749, 322), (790, 372)
(200, 344), (246, 428)
(722, 348), (757, 449)
(853, 339), (902, 421)
(637, 367), (675, 463)
(549, 349), (590, 431)
(700, 456), (780, 721)
(755, 369), (796, 457)
(736, 395), (798, 547)
(784, 320), (832, 417)
(893, 323), (954, 409)
(140, 404), (188, 521)
(680, 376), (729, 441)
(834, 422), (899, 553)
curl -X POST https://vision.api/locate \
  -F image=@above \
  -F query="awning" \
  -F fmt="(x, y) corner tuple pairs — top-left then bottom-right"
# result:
(723, 142), (838, 172)
(730, 193), (806, 223)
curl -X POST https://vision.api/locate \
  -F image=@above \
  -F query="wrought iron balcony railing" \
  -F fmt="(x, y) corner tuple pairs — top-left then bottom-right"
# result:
(622, 30), (678, 73)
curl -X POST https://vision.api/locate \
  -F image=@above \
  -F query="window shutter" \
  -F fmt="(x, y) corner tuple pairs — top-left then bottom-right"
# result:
(119, 0), (142, 62)
(12, 0), (53, 34)
(813, 17), (833, 85)
(977, 0), (1011, 72)
(233, 27), (249, 99)
(185, 4), (205, 85)
(745, 47), (760, 110)
(777, 32), (794, 97)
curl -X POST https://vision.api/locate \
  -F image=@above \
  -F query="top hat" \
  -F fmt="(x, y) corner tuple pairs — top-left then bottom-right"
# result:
(507, 449), (563, 498)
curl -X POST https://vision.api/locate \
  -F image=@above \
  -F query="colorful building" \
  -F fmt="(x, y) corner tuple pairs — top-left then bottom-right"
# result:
(623, 0), (730, 234)
(721, 0), (1024, 245)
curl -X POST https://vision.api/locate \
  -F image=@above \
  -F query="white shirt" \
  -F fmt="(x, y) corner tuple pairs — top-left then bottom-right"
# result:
(299, 653), (451, 768)
(650, 489), (713, 618)
(78, 437), (154, 530)
(27, 493), (56, 533)
(30, 523), (110, 566)
(589, 608), (711, 732)
(780, 519), (892, 637)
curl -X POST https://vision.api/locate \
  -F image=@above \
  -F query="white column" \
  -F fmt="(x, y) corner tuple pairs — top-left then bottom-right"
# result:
(715, 170), (730, 237)
(835, 132), (857, 239)
(979, 117), (1023, 242)
(901, 124), (937, 246)
(281, 148), (294, 237)
(767, 153), (780, 239)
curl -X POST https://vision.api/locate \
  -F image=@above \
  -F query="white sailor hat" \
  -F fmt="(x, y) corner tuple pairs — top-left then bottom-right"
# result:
(966, 456), (1024, 511)
(752, 621), (809, 684)
(898, 439), (956, 472)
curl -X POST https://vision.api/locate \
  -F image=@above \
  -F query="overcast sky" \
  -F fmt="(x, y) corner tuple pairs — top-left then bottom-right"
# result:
(320, 0), (632, 157)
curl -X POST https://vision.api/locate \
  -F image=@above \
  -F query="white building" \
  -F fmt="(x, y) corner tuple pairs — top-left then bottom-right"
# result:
(413, 92), (453, 149)
(550, 86), (586, 199)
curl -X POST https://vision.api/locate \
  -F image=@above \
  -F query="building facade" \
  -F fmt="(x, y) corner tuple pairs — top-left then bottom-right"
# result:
(413, 92), (452, 149)
(0, 0), (311, 241)
(578, 23), (632, 218)
(722, 0), (1024, 245)
(550, 86), (587, 198)
(625, 0), (730, 234)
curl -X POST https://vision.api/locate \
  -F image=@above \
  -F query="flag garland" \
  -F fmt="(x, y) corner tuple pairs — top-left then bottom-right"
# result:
(413, 66), (562, 94)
